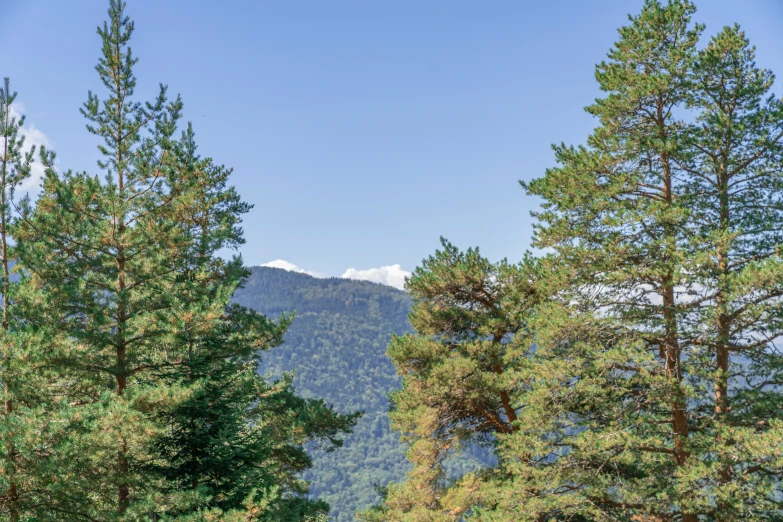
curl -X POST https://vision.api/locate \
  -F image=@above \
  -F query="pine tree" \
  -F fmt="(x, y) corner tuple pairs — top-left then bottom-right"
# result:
(13, 3), (188, 515)
(515, 2), (705, 518)
(146, 128), (358, 519)
(0, 77), (35, 521)
(359, 239), (543, 521)
(152, 305), (358, 520)
(370, 2), (783, 520)
(678, 22), (783, 519)
(512, 1), (783, 520)
(10, 1), (356, 518)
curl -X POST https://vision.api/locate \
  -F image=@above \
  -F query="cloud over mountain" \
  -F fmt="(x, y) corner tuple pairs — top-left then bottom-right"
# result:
(260, 259), (323, 277)
(341, 264), (410, 290)
(260, 260), (411, 290)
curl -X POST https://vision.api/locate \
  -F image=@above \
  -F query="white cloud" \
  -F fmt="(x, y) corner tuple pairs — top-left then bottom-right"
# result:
(261, 259), (323, 278)
(261, 259), (411, 290)
(9, 103), (53, 195)
(341, 264), (410, 290)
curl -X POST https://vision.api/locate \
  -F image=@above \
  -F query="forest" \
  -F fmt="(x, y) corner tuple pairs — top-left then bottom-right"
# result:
(1, 0), (783, 520)
(232, 267), (494, 521)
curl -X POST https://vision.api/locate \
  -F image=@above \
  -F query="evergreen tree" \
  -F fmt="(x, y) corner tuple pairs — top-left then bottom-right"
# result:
(370, 2), (783, 520)
(515, 1), (706, 519)
(513, 1), (783, 520)
(679, 22), (783, 519)
(10, 1), (356, 519)
(0, 77), (35, 521)
(359, 239), (543, 521)
(152, 305), (358, 520)
(147, 128), (358, 519)
(13, 1), (187, 514)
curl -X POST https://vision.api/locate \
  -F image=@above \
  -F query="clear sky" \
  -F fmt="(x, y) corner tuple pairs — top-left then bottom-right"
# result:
(2, 1), (783, 286)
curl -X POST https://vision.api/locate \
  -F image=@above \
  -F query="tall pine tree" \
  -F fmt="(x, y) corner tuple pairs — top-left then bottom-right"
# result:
(516, 1), (783, 519)
(13, 1), (188, 513)
(0, 77), (35, 521)
(11, 2), (356, 519)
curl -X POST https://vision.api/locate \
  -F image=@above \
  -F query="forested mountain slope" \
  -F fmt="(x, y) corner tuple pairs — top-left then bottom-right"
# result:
(233, 267), (494, 520)
(232, 267), (412, 520)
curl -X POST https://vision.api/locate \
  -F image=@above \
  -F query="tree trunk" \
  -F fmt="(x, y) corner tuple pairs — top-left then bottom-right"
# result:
(661, 148), (695, 522)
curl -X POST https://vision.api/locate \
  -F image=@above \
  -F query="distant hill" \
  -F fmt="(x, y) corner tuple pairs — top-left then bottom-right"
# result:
(232, 267), (413, 521)
(233, 267), (494, 520)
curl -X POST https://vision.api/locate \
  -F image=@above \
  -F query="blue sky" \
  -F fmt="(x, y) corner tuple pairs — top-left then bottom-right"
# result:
(2, 1), (783, 287)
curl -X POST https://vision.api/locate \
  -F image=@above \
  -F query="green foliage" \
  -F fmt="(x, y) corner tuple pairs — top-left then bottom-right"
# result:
(516, 2), (783, 519)
(0, 77), (37, 521)
(0, 1), (357, 519)
(3, 1), (783, 520)
(356, 240), (543, 522)
(233, 267), (498, 521)
(150, 305), (358, 520)
(372, 1), (783, 521)
(233, 267), (413, 521)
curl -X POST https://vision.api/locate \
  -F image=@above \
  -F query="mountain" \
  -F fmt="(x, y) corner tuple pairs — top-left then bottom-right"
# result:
(233, 267), (494, 520)
(232, 267), (413, 521)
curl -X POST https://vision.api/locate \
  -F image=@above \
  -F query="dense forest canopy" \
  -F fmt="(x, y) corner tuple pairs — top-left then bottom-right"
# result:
(235, 268), (412, 521)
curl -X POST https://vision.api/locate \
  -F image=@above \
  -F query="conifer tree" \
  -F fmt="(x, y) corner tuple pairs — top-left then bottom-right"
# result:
(679, 22), (783, 519)
(11, 1), (356, 519)
(12, 1), (188, 513)
(513, 1), (783, 520)
(152, 305), (357, 521)
(371, 2), (783, 520)
(146, 128), (357, 519)
(359, 240), (543, 521)
(0, 77), (35, 522)
(516, 2), (705, 518)
(0, 79), (83, 522)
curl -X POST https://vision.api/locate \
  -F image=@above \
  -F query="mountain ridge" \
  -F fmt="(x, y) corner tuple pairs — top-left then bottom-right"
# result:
(232, 266), (493, 520)
(232, 266), (412, 521)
